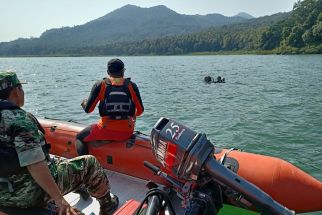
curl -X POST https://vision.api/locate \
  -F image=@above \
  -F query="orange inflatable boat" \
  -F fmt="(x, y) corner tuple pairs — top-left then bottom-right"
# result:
(39, 118), (322, 214)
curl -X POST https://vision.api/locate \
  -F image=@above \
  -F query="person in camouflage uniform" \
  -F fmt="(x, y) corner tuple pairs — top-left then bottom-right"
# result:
(0, 71), (118, 215)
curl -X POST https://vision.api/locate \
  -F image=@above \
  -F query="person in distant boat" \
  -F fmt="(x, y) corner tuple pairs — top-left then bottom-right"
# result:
(0, 71), (118, 215)
(76, 58), (144, 155)
(214, 76), (225, 83)
(204, 76), (214, 83)
(217, 76), (222, 83)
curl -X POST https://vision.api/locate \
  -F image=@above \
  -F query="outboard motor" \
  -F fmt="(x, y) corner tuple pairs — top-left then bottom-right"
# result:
(150, 117), (295, 215)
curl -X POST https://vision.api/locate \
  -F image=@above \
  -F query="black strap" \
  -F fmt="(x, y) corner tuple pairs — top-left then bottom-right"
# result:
(27, 112), (46, 134)
(0, 100), (20, 111)
(26, 112), (51, 154)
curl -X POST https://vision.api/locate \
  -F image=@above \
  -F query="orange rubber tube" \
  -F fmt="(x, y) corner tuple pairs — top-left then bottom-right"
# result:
(39, 118), (322, 213)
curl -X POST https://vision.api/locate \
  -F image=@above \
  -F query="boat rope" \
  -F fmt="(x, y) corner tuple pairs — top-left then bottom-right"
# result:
(44, 116), (82, 124)
(134, 130), (149, 136)
(219, 148), (238, 165)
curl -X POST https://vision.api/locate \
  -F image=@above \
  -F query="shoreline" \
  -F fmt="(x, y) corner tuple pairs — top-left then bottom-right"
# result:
(1, 51), (321, 58)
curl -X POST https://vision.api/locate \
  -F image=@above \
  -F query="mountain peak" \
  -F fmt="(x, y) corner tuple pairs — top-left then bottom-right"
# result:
(150, 5), (172, 11)
(122, 4), (139, 8)
(234, 12), (254, 19)
(95, 4), (178, 22)
(115, 4), (141, 12)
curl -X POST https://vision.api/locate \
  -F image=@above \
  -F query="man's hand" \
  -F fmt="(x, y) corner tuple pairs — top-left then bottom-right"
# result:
(55, 197), (82, 215)
(81, 99), (88, 109)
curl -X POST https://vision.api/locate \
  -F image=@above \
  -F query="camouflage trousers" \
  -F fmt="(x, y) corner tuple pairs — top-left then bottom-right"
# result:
(0, 155), (110, 207)
(49, 155), (110, 199)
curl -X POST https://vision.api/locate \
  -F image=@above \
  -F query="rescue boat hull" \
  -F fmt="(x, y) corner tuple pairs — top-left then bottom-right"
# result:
(39, 118), (322, 213)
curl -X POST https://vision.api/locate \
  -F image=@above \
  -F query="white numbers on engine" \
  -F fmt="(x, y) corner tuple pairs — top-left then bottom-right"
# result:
(165, 122), (180, 139)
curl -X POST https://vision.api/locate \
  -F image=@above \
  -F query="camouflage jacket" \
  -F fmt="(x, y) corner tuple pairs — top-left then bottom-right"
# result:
(0, 100), (55, 207)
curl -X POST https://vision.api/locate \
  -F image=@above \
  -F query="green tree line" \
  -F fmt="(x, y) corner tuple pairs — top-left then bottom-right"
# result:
(260, 0), (322, 54)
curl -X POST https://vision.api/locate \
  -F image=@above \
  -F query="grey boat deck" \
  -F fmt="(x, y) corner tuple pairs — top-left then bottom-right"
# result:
(65, 170), (149, 215)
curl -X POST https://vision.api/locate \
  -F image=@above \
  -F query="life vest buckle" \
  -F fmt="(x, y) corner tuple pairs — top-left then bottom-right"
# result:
(0, 178), (14, 192)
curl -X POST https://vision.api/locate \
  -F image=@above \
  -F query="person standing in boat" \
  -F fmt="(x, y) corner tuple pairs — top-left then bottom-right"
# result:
(76, 58), (144, 155)
(0, 71), (118, 215)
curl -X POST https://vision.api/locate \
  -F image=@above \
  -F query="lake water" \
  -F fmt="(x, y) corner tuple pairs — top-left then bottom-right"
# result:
(1, 55), (322, 214)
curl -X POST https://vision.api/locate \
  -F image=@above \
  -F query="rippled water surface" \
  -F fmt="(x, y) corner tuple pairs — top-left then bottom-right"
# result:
(1, 55), (322, 213)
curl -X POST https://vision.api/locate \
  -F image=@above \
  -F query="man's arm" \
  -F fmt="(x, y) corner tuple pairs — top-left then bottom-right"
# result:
(82, 81), (103, 113)
(128, 82), (144, 116)
(27, 161), (64, 203)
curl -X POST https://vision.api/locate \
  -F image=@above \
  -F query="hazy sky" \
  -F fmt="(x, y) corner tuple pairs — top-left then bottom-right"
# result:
(0, 0), (298, 42)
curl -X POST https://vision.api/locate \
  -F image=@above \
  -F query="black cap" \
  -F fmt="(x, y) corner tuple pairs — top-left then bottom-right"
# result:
(107, 58), (124, 76)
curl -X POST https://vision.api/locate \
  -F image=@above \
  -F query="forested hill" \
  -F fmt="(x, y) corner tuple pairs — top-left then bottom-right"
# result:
(97, 0), (319, 55)
(0, 0), (321, 56)
(68, 12), (289, 56)
(93, 0), (321, 55)
(38, 5), (249, 46)
(0, 5), (250, 55)
(260, 0), (322, 54)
